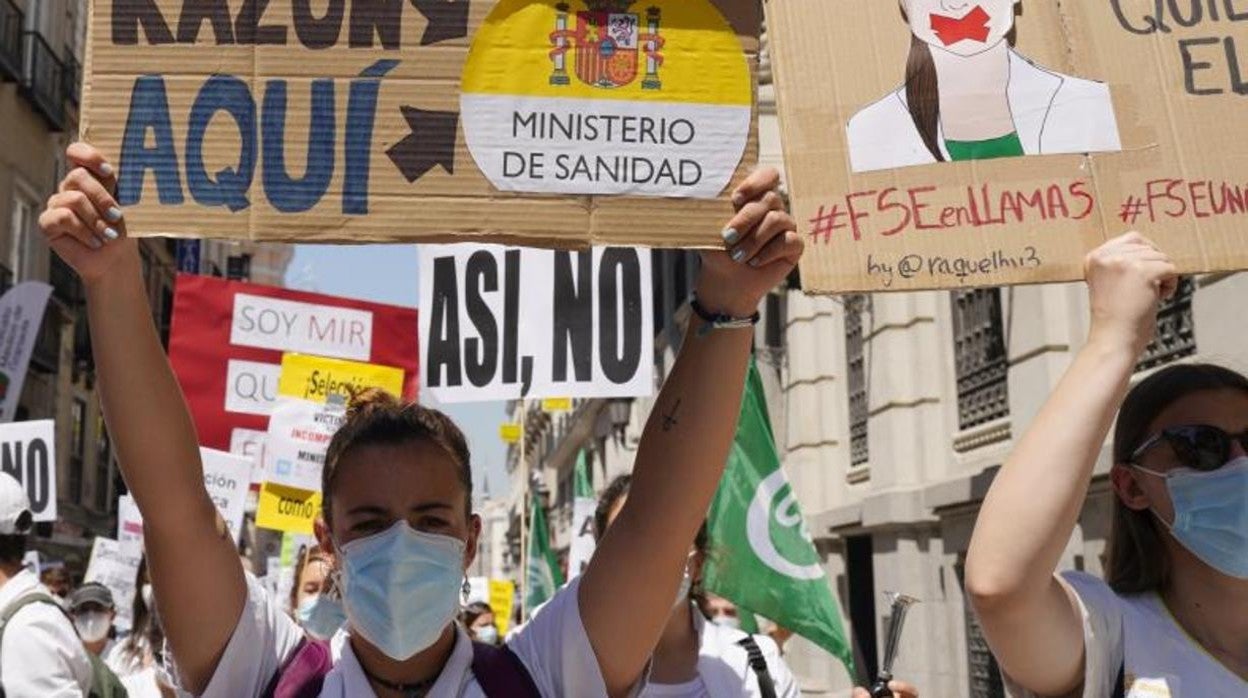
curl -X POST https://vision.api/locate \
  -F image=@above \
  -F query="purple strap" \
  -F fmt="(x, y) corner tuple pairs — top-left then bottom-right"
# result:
(263, 638), (539, 698)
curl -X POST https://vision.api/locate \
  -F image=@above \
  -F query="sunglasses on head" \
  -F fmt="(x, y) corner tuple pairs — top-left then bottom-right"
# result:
(1130, 424), (1248, 473)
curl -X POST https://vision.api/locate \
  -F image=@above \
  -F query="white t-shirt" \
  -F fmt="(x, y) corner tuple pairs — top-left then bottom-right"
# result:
(175, 572), (623, 697)
(1006, 571), (1247, 698)
(104, 635), (168, 698)
(644, 677), (709, 698)
(0, 569), (94, 697)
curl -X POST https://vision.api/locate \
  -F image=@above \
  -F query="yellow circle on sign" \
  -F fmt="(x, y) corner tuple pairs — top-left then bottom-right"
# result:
(462, 0), (751, 106)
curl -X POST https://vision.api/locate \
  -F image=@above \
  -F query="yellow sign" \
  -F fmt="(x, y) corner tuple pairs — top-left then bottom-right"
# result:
(489, 579), (517, 637)
(256, 482), (322, 536)
(499, 424), (523, 444)
(541, 398), (573, 413)
(278, 354), (404, 404)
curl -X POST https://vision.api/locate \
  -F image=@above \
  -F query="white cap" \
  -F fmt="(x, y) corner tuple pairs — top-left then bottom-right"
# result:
(0, 472), (32, 535)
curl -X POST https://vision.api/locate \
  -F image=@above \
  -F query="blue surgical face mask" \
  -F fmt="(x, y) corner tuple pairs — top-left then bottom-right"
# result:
(1135, 456), (1248, 579)
(296, 593), (347, 641)
(336, 522), (466, 660)
(474, 625), (499, 645)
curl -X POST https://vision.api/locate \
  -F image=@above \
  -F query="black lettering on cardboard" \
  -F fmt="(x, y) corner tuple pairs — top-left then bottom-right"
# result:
(349, 0), (403, 49)
(236, 0), (289, 45)
(1181, 37), (1224, 95)
(1227, 35), (1248, 94)
(464, 251), (500, 388)
(292, 0), (346, 49)
(552, 251), (593, 383)
(112, 0), (175, 45)
(177, 0), (236, 44)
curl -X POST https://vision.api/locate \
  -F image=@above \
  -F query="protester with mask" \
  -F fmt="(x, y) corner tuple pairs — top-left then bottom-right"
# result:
(463, 603), (499, 646)
(105, 556), (175, 698)
(0, 471), (95, 695)
(291, 545), (347, 642)
(69, 582), (118, 656)
(967, 233), (1248, 695)
(40, 142), (802, 697)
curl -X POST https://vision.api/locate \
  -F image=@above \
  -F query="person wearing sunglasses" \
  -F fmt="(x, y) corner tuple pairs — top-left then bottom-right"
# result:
(965, 232), (1247, 697)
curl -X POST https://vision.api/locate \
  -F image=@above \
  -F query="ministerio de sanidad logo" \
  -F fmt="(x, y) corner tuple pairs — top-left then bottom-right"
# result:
(461, 0), (753, 199)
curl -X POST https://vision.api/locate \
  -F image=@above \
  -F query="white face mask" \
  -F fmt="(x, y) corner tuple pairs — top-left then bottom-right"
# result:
(711, 614), (741, 631)
(74, 612), (111, 643)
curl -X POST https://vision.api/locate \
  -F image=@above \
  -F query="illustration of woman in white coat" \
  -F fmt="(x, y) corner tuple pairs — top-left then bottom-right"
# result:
(847, 0), (1122, 173)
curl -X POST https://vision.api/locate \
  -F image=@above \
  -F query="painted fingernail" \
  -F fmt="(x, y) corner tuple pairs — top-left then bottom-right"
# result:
(731, 248), (747, 263)
(89, 237), (103, 250)
(749, 258), (762, 268)
(103, 227), (120, 241)
(722, 227), (740, 246)
(99, 163), (114, 177)
(106, 207), (123, 223)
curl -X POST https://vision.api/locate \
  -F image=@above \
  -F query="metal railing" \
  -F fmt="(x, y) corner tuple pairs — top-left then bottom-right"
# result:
(61, 46), (79, 107)
(0, 0), (20, 82)
(22, 30), (66, 130)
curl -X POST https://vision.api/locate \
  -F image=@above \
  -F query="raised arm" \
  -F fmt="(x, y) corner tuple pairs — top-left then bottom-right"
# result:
(579, 169), (801, 695)
(964, 233), (1176, 695)
(39, 144), (245, 693)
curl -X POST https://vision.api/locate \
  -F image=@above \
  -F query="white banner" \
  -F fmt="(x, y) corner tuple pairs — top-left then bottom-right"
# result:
(224, 360), (281, 417)
(0, 282), (52, 423)
(229, 427), (269, 491)
(84, 537), (142, 632)
(263, 398), (344, 492)
(419, 245), (654, 403)
(116, 494), (145, 561)
(231, 294), (374, 361)
(201, 448), (251, 544)
(569, 496), (597, 578)
(0, 420), (56, 522)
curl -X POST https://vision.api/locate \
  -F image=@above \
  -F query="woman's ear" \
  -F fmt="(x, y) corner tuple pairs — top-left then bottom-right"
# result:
(1110, 464), (1152, 511)
(463, 513), (483, 570)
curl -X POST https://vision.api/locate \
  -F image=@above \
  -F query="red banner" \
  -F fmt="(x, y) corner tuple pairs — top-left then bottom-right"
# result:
(168, 275), (419, 454)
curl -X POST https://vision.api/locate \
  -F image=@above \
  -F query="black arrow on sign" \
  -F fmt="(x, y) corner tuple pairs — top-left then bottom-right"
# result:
(410, 0), (471, 45)
(386, 106), (460, 183)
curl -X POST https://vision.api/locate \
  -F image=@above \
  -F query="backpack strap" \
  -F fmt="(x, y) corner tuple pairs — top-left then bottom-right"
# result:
(262, 637), (334, 698)
(1112, 661), (1126, 698)
(736, 636), (778, 698)
(471, 642), (541, 698)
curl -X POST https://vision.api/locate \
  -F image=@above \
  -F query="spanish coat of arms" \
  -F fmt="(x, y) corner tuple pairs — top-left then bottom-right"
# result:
(549, 1), (665, 90)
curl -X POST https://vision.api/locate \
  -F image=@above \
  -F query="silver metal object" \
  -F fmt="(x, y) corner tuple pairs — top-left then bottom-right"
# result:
(870, 592), (920, 698)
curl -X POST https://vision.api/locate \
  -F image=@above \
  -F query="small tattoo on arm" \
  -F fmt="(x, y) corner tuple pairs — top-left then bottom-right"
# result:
(662, 399), (682, 431)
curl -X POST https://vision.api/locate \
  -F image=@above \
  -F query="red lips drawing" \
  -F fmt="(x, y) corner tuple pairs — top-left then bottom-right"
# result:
(930, 6), (992, 46)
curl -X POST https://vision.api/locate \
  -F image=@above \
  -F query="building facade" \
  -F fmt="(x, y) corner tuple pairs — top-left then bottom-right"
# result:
(497, 23), (1238, 698)
(1, 0), (295, 573)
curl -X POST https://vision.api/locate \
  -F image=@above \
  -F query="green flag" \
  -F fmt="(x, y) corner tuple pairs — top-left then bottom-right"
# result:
(525, 494), (564, 617)
(568, 451), (597, 576)
(704, 359), (854, 673)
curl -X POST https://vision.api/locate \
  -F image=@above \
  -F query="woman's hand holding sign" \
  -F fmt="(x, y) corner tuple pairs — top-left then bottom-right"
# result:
(39, 143), (136, 286)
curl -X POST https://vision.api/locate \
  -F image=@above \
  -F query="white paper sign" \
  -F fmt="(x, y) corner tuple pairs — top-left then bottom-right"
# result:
(419, 245), (654, 403)
(116, 494), (145, 561)
(0, 420), (56, 522)
(224, 360), (281, 417)
(201, 448), (251, 544)
(0, 283), (52, 423)
(231, 294), (373, 361)
(263, 398), (344, 492)
(229, 427), (269, 489)
(84, 537), (142, 632)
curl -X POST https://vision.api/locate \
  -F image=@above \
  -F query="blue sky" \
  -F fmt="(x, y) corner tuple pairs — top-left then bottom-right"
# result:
(285, 244), (509, 501)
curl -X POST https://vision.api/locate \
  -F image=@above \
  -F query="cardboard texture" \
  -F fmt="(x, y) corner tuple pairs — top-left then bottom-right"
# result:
(83, 0), (761, 247)
(766, 0), (1248, 293)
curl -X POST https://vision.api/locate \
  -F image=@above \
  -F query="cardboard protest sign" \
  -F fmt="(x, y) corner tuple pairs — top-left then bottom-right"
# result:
(169, 275), (418, 454)
(84, 537), (142, 631)
(82, 0), (760, 247)
(766, 0), (1248, 293)
(0, 421), (56, 522)
(419, 244), (653, 403)
(277, 354), (405, 404)
(201, 448), (252, 543)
